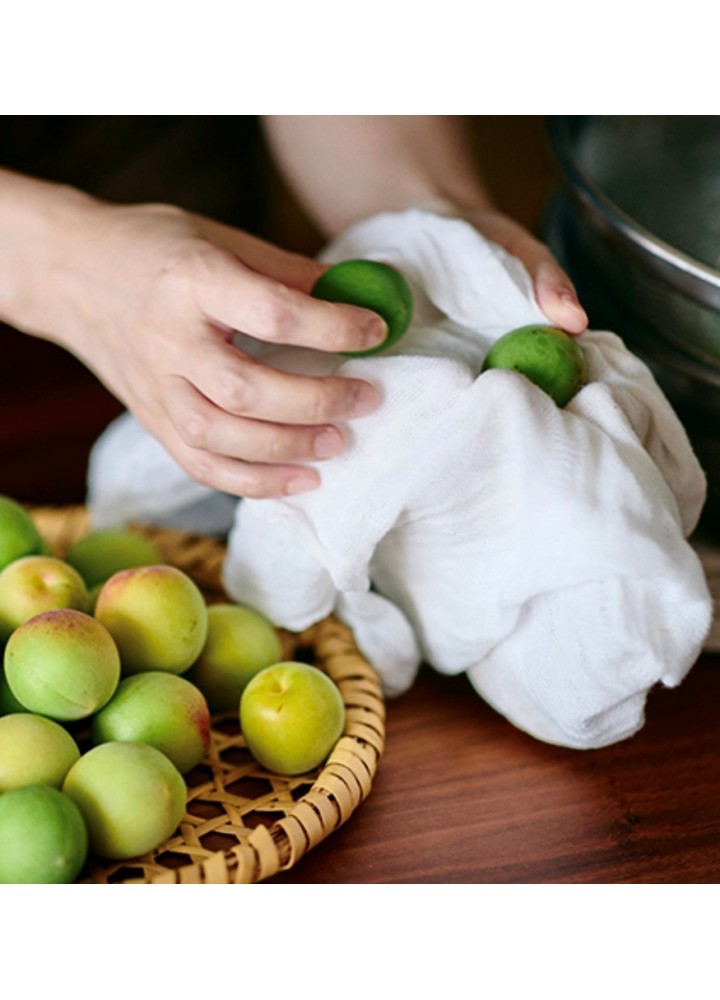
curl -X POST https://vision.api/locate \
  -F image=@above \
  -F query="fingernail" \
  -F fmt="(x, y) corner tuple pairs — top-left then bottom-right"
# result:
(349, 381), (380, 418)
(285, 473), (319, 495)
(560, 291), (585, 314)
(363, 316), (387, 349)
(559, 292), (588, 328)
(314, 427), (344, 460)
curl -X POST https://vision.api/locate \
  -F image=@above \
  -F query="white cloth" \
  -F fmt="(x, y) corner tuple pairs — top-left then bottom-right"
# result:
(87, 210), (713, 750)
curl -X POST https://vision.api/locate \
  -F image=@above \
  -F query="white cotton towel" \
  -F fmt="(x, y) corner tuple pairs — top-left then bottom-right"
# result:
(87, 210), (713, 749)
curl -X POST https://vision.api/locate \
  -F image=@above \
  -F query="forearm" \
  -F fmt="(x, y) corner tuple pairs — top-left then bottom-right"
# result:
(262, 116), (493, 237)
(0, 167), (104, 349)
(264, 116), (587, 334)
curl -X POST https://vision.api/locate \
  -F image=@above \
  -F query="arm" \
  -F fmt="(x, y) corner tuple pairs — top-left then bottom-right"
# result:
(0, 167), (384, 499)
(263, 116), (587, 334)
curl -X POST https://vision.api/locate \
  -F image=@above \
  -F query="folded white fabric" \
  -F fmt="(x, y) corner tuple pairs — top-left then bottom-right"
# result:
(87, 210), (713, 750)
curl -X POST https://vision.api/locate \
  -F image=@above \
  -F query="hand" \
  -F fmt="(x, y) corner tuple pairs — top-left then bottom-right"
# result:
(464, 207), (588, 335)
(262, 117), (588, 336)
(18, 198), (386, 499)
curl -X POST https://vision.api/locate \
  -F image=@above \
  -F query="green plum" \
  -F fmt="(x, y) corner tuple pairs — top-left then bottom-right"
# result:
(65, 529), (162, 590)
(0, 496), (44, 572)
(63, 741), (187, 860)
(0, 665), (26, 714)
(240, 661), (345, 775)
(481, 324), (588, 408)
(0, 785), (88, 884)
(311, 259), (414, 357)
(187, 602), (282, 712)
(94, 565), (208, 675)
(0, 713), (80, 791)
(0, 554), (89, 642)
(4, 609), (121, 721)
(92, 671), (211, 773)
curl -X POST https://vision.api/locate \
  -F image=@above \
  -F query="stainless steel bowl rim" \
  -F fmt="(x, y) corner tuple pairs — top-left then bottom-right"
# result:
(548, 117), (720, 312)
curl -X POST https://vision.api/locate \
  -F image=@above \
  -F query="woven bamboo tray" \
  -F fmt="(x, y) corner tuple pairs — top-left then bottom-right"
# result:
(29, 505), (386, 884)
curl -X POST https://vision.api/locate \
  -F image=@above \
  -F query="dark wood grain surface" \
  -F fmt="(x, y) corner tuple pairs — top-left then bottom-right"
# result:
(268, 656), (720, 884)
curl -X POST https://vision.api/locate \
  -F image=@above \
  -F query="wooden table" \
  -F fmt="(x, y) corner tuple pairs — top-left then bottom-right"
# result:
(268, 651), (720, 884)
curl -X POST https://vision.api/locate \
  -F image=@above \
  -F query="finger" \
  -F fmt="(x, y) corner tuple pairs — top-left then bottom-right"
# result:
(530, 257), (588, 336)
(146, 406), (321, 499)
(177, 446), (321, 499)
(489, 225), (588, 334)
(195, 217), (324, 292)
(168, 378), (347, 464)
(470, 211), (588, 335)
(185, 337), (381, 424)
(192, 245), (387, 353)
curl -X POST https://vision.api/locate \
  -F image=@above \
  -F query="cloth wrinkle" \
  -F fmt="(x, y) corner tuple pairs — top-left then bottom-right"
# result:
(86, 209), (713, 750)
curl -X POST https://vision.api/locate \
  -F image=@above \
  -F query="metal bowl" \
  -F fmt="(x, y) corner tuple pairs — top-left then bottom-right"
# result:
(547, 116), (720, 366)
(544, 116), (720, 527)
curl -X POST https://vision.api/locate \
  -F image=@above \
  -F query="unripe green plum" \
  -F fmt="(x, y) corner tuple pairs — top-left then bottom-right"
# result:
(38, 535), (54, 556)
(0, 665), (26, 714)
(0, 785), (88, 884)
(0, 713), (81, 791)
(65, 529), (162, 590)
(92, 671), (211, 773)
(4, 609), (121, 721)
(187, 603), (282, 712)
(311, 259), (414, 357)
(86, 582), (103, 615)
(0, 496), (44, 572)
(482, 324), (588, 408)
(94, 565), (208, 675)
(240, 661), (345, 775)
(63, 741), (187, 860)
(0, 554), (89, 642)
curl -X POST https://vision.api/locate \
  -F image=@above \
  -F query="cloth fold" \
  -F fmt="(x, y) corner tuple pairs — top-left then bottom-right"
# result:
(87, 209), (713, 749)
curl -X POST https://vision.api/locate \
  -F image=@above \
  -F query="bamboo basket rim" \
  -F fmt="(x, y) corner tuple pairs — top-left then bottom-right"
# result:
(27, 505), (386, 885)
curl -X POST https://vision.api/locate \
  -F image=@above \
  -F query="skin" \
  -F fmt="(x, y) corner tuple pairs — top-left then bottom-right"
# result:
(264, 117), (588, 335)
(0, 170), (381, 500)
(0, 117), (586, 499)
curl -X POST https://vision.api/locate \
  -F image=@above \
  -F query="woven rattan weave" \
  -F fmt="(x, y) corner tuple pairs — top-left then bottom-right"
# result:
(29, 506), (386, 884)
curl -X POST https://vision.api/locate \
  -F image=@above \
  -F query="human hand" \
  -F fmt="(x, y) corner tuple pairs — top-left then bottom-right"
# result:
(262, 118), (588, 336)
(463, 207), (588, 335)
(16, 196), (386, 499)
